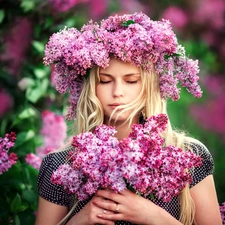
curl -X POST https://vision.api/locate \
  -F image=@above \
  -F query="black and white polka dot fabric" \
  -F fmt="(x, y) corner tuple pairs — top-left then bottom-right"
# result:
(37, 142), (214, 224)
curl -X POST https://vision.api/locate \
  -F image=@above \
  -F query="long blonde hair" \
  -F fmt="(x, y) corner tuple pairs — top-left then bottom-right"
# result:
(66, 65), (196, 225)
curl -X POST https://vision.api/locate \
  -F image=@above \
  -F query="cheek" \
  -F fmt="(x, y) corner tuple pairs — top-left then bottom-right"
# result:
(96, 85), (105, 103)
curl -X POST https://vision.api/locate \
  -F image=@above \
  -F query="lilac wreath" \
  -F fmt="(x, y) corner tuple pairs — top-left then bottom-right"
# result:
(44, 12), (202, 120)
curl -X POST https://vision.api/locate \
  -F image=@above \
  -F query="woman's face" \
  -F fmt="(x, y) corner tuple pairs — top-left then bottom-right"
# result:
(96, 58), (142, 125)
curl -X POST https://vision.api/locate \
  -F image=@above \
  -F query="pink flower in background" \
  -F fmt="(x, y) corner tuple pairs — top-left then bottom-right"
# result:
(202, 75), (224, 96)
(161, 6), (188, 29)
(220, 202), (225, 224)
(192, 0), (225, 29)
(119, 0), (147, 15)
(190, 75), (225, 139)
(0, 89), (13, 117)
(26, 110), (67, 169)
(0, 17), (32, 76)
(25, 153), (43, 170)
(0, 132), (17, 175)
(49, 0), (90, 12)
(88, 0), (107, 19)
(40, 110), (67, 150)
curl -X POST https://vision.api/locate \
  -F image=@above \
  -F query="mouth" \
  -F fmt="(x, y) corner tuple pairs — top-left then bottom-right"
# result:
(108, 103), (124, 109)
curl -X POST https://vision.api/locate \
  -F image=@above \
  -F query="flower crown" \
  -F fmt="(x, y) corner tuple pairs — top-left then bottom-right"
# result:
(44, 12), (202, 120)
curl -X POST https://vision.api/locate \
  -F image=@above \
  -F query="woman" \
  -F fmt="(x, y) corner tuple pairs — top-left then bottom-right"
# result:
(36, 12), (222, 225)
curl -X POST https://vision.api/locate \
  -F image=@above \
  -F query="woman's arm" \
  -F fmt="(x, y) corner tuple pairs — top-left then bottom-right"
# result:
(190, 175), (222, 225)
(35, 196), (116, 225)
(94, 175), (222, 225)
(35, 197), (68, 225)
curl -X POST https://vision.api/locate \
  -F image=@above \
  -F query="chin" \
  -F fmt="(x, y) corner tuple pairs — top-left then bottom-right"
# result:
(105, 112), (132, 125)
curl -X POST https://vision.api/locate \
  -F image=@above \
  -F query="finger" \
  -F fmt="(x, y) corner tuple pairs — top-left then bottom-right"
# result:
(93, 201), (122, 214)
(97, 212), (123, 222)
(96, 189), (122, 203)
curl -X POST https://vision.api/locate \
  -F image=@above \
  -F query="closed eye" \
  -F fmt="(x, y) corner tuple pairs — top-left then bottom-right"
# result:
(126, 80), (139, 84)
(99, 80), (112, 84)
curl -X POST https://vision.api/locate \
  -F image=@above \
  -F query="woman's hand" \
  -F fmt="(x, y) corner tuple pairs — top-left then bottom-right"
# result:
(93, 189), (155, 225)
(67, 195), (116, 225)
(93, 189), (183, 225)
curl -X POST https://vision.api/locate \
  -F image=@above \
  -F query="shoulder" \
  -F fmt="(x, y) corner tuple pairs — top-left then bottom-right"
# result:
(184, 140), (214, 188)
(41, 145), (74, 169)
(37, 145), (75, 206)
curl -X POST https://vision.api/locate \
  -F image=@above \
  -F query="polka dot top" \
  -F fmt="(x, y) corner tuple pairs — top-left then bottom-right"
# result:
(37, 141), (214, 224)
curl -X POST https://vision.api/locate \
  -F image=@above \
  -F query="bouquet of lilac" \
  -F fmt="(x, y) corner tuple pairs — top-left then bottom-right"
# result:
(51, 114), (202, 202)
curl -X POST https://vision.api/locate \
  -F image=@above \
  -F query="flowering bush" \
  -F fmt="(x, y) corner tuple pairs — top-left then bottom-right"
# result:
(26, 110), (67, 169)
(0, 132), (17, 175)
(51, 114), (202, 202)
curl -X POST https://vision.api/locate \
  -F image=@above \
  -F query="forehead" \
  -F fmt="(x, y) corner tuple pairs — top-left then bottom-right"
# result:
(99, 58), (140, 75)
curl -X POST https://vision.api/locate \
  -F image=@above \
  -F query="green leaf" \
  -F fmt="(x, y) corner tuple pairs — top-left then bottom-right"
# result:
(22, 190), (36, 203)
(32, 41), (45, 53)
(26, 79), (49, 103)
(149, 192), (155, 200)
(121, 20), (135, 27)
(34, 68), (48, 79)
(15, 130), (35, 148)
(0, 9), (5, 23)
(20, 0), (35, 12)
(14, 215), (21, 225)
(18, 107), (36, 120)
(10, 194), (21, 212)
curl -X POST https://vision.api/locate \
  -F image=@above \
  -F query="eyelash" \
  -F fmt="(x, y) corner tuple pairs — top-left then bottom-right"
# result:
(99, 80), (139, 84)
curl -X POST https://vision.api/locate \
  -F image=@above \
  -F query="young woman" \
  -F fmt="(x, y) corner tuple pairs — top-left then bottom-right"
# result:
(35, 12), (222, 225)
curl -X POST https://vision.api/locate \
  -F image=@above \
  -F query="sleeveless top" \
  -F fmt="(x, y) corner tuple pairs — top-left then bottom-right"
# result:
(37, 142), (214, 224)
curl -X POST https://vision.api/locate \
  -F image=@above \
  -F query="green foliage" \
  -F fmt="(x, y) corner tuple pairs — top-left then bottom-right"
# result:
(0, 1), (224, 224)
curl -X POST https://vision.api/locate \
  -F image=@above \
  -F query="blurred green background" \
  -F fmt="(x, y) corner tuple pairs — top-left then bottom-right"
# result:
(0, 0), (225, 224)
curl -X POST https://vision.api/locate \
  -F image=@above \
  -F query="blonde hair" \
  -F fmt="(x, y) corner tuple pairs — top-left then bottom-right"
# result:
(62, 65), (197, 225)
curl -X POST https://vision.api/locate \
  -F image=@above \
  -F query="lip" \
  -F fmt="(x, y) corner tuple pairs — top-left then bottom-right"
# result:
(108, 103), (124, 109)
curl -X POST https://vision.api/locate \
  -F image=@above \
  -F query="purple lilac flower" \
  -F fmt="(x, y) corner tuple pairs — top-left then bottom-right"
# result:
(0, 132), (17, 175)
(25, 153), (43, 170)
(0, 89), (14, 117)
(51, 114), (202, 202)
(0, 17), (32, 76)
(44, 12), (202, 120)
(190, 75), (225, 142)
(26, 110), (67, 170)
(49, 0), (89, 12)
(220, 202), (225, 225)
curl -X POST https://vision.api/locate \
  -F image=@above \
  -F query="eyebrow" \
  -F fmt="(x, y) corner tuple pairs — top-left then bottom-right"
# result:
(99, 73), (141, 77)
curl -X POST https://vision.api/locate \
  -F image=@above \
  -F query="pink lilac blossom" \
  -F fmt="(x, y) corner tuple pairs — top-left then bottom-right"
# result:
(0, 17), (32, 76)
(49, 0), (89, 12)
(25, 153), (43, 170)
(161, 6), (188, 29)
(0, 89), (14, 117)
(88, 0), (107, 20)
(190, 75), (225, 139)
(0, 132), (17, 175)
(44, 12), (202, 120)
(220, 202), (225, 225)
(192, 0), (225, 30)
(120, 0), (146, 15)
(51, 114), (202, 202)
(26, 111), (67, 170)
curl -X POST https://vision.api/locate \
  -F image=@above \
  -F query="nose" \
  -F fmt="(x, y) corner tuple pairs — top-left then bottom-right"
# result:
(112, 81), (124, 97)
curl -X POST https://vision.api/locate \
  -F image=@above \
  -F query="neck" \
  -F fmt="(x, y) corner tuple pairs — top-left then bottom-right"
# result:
(114, 123), (132, 140)
(104, 117), (139, 140)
